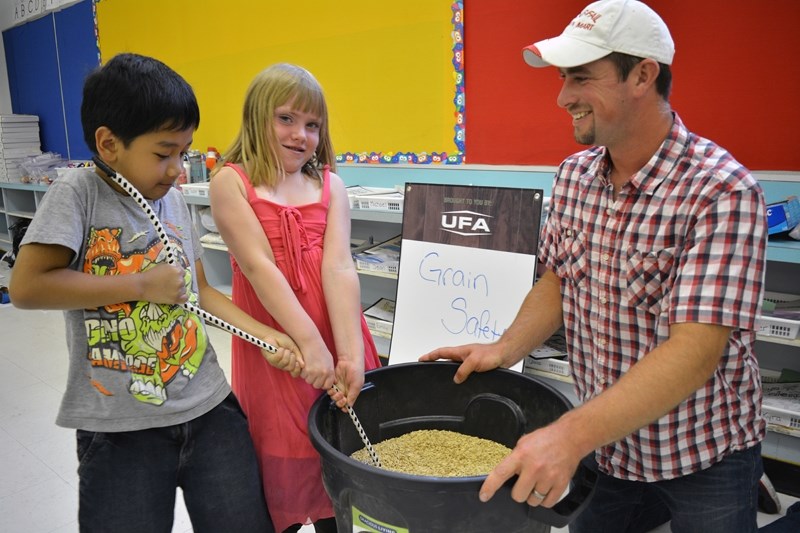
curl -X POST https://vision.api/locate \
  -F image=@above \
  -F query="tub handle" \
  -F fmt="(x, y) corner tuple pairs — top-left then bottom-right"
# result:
(463, 393), (526, 444)
(525, 458), (598, 528)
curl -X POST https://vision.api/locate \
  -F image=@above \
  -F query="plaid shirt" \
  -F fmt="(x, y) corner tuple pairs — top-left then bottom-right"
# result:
(539, 113), (767, 481)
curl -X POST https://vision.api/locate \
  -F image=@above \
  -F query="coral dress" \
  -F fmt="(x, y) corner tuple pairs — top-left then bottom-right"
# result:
(226, 163), (380, 531)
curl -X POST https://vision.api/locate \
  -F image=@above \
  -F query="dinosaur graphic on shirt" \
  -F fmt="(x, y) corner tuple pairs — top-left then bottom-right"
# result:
(82, 226), (207, 405)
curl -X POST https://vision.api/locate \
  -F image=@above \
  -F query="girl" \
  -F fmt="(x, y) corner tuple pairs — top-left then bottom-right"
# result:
(209, 63), (381, 533)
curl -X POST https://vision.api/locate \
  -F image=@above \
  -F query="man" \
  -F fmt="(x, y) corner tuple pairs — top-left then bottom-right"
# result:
(421, 1), (768, 531)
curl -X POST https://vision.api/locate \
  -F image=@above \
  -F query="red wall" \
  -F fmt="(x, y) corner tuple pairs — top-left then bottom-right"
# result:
(464, 0), (800, 170)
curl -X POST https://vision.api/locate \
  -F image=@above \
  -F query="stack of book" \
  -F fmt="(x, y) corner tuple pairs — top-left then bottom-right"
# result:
(364, 297), (395, 339)
(364, 297), (395, 362)
(762, 378), (800, 438)
(0, 114), (42, 182)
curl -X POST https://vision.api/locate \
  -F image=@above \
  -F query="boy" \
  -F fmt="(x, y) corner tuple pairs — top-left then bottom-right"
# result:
(9, 53), (292, 532)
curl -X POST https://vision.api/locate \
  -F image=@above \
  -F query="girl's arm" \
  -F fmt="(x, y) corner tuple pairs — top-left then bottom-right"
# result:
(209, 166), (334, 389)
(321, 172), (367, 406)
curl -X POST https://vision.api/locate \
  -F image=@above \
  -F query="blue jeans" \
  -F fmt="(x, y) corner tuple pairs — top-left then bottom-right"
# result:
(76, 393), (273, 533)
(571, 444), (762, 533)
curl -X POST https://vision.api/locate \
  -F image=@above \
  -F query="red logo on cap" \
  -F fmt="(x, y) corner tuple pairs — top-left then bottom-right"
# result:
(582, 9), (603, 23)
(572, 9), (602, 31)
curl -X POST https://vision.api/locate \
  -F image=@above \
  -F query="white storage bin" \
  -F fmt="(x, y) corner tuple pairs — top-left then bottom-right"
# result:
(352, 191), (404, 213)
(758, 291), (800, 340)
(346, 186), (394, 209)
(763, 404), (800, 438)
(180, 182), (210, 198)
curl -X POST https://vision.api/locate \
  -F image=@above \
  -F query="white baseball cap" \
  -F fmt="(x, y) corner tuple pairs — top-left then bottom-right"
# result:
(522, 0), (674, 68)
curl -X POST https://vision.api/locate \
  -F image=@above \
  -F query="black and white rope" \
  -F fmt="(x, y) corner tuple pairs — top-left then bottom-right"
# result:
(92, 158), (381, 467)
(331, 384), (381, 467)
(94, 158), (279, 354)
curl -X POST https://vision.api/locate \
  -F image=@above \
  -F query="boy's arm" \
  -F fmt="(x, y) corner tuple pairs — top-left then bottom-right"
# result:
(9, 242), (187, 310)
(194, 259), (303, 365)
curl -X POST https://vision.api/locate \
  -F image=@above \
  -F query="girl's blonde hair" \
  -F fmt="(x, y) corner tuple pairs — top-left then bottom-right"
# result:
(219, 63), (335, 187)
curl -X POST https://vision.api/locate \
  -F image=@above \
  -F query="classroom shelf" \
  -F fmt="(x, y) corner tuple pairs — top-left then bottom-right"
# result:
(355, 269), (398, 280)
(767, 238), (800, 263)
(351, 209), (403, 224)
(200, 242), (228, 253)
(758, 335), (800, 348)
(184, 195), (210, 206)
(7, 175), (800, 466)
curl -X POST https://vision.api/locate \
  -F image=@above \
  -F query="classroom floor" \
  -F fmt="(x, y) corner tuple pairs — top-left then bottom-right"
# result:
(0, 263), (796, 531)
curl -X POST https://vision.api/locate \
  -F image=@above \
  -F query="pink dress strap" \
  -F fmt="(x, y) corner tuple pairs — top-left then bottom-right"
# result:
(225, 162), (259, 202)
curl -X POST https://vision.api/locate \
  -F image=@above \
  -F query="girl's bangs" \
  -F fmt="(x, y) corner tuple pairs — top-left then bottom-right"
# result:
(289, 81), (326, 119)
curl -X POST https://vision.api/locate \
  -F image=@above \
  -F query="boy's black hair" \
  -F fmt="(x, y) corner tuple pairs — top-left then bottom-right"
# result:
(81, 53), (200, 153)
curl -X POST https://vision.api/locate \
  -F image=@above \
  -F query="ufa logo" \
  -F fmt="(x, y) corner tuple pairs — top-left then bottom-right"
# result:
(440, 210), (492, 236)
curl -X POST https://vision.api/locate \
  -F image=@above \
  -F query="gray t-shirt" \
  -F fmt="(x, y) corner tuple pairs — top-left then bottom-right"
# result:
(21, 168), (230, 432)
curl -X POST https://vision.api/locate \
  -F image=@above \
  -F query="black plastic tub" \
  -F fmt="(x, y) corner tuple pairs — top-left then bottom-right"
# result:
(308, 361), (596, 533)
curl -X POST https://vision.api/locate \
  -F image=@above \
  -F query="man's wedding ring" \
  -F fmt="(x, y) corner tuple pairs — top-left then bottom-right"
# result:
(532, 489), (548, 500)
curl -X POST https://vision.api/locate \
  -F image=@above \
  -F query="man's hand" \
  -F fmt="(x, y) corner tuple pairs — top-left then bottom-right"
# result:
(479, 420), (581, 508)
(419, 342), (507, 384)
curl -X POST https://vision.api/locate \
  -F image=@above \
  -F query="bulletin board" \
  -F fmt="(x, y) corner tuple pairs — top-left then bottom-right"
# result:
(3, 0), (97, 160)
(389, 183), (544, 369)
(95, 0), (464, 164)
(465, 0), (800, 170)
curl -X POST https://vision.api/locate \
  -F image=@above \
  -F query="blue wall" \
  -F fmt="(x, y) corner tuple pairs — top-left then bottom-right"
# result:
(3, 0), (98, 160)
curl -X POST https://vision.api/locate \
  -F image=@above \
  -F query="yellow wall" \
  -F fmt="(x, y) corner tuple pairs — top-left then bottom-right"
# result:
(96, 0), (457, 157)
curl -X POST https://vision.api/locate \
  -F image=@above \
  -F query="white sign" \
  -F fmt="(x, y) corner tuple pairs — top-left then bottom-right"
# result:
(389, 240), (536, 371)
(388, 183), (544, 372)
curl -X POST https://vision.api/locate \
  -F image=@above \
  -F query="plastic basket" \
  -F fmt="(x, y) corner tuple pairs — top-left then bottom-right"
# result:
(525, 356), (570, 377)
(758, 291), (800, 340)
(762, 404), (800, 437)
(355, 256), (399, 275)
(346, 186), (394, 209)
(352, 192), (404, 212)
(180, 182), (210, 198)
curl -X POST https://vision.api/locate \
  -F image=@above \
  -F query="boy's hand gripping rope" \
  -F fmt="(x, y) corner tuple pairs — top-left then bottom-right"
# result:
(94, 159), (381, 468)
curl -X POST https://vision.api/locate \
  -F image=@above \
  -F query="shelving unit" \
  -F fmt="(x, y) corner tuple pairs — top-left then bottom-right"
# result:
(350, 212), (401, 360)
(758, 254), (800, 472)
(4, 176), (799, 471)
(0, 182), (49, 253)
(180, 192), (403, 304)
